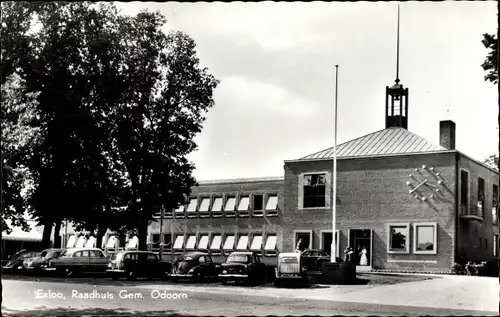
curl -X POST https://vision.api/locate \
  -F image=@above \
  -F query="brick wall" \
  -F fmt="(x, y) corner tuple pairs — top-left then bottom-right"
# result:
(284, 152), (457, 272)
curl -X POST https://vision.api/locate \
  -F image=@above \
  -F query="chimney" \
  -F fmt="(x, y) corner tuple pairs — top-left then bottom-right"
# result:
(439, 120), (456, 150)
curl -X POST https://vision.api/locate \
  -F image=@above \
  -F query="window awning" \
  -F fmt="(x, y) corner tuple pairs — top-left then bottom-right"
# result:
(250, 235), (263, 250)
(126, 236), (138, 249)
(2, 221), (43, 242)
(210, 235), (221, 249)
(236, 235), (249, 250)
(67, 235), (77, 248)
(173, 235), (184, 249)
(224, 197), (236, 211)
(238, 197), (250, 210)
(186, 235), (196, 249)
(223, 235), (235, 250)
(266, 195), (278, 210)
(175, 205), (185, 212)
(106, 236), (117, 248)
(85, 237), (96, 248)
(75, 236), (87, 248)
(199, 198), (210, 212)
(187, 198), (198, 212)
(265, 235), (277, 250)
(198, 235), (209, 249)
(212, 198), (223, 211)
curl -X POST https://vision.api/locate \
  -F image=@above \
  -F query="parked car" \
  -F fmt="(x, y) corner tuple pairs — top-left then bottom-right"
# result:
(274, 252), (308, 286)
(43, 248), (108, 277)
(106, 250), (172, 280)
(24, 248), (64, 275)
(170, 252), (219, 282)
(301, 249), (343, 274)
(3, 250), (40, 274)
(219, 251), (267, 285)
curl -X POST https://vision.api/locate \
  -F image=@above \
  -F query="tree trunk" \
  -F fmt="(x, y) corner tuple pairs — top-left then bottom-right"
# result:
(41, 221), (53, 249)
(95, 227), (107, 250)
(138, 221), (148, 251)
(53, 221), (61, 248)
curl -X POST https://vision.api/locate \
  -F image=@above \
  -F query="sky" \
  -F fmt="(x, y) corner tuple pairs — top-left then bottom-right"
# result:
(115, 1), (498, 181)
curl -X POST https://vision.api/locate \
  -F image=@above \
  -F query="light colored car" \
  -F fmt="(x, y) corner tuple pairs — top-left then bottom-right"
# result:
(44, 248), (108, 277)
(274, 252), (308, 286)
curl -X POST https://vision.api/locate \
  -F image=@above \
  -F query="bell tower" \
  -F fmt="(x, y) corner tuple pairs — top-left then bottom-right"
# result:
(385, 5), (409, 129)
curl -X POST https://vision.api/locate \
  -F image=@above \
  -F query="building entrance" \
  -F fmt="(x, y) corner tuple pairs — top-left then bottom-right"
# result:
(348, 229), (372, 267)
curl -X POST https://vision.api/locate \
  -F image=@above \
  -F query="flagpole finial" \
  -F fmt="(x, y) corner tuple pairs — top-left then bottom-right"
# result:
(395, 5), (400, 84)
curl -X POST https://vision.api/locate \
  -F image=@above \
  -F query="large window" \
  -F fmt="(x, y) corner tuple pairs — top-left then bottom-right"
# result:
(303, 174), (326, 208)
(250, 235), (263, 255)
(224, 197), (236, 217)
(223, 235), (235, 255)
(212, 197), (223, 218)
(460, 170), (469, 206)
(387, 223), (409, 253)
(185, 235), (196, 250)
(236, 235), (249, 250)
(477, 178), (485, 217)
(494, 234), (498, 257)
(237, 196), (250, 217)
(210, 234), (222, 255)
(187, 198), (198, 218)
(199, 198), (210, 218)
(175, 204), (186, 218)
(264, 234), (277, 256)
(265, 195), (278, 216)
(173, 235), (185, 254)
(161, 234), (172, 253)
(413, 223), (437, 254)
(294, 230), (312, 252)
(493, 185), (498, 225)
(252, 194), (264, 216)
(198, 235), (209, 251)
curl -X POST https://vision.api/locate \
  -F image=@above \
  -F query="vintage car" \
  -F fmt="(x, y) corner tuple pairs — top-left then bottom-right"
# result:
(106, 250), (172, 280)
(23, 248), (64, 274)
(3, 250), (40, 273)
(301, 249), (343, 274)
(43, 248), (108, 277)
(218, 251), (267, 285)
(274, 252), (308, 286)
(170, 252), (219, 282)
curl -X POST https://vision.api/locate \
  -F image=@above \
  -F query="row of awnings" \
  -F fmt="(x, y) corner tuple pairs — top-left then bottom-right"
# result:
(169, 234), (277, 251)
(176, 196), (278, 213)
(65, 235), (138, 249)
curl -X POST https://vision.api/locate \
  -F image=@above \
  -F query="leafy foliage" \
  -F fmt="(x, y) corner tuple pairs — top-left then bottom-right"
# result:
(483, 154), (499, 171)
(481, 33), (498, 84)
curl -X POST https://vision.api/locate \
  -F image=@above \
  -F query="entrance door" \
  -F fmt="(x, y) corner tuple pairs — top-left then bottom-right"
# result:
(348, 229), (372, 267)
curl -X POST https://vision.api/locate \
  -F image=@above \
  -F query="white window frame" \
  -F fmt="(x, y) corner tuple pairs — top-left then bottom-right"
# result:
(387, 223), (410, 254)
(199, 197), (211, 218)
(210, 234), (222, 255)
(237, 196), (250, 217)
(264, 234), (277, 256)
(265, 194), (278, 217)
(224, 196), (236, 217)
(252, 194), (264, 217)
(412, 222), (438, 255)
(319, 230), (340, 258)
(293, 230), (313, 250)
(187, 198), (199, 218)
(211, 197), (223, 218)
(223, 234), (235, 255)
(298, 171), (331, 210)
(236, 234), (249, 251)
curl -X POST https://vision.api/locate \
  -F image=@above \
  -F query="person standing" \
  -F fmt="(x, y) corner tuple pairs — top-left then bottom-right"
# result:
(359, 246), (368, 266)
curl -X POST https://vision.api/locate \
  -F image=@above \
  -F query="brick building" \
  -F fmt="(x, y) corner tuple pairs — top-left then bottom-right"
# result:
(148, 74), (499, 273)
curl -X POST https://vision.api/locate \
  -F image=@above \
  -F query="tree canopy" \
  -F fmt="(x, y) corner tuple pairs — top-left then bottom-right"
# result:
(1, 1), (218, 249)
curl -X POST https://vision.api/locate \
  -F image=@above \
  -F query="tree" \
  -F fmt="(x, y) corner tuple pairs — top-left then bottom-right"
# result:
(1, 74), (41, 234)
(481, 33), (498, 84)
(484, 154), (499, 171)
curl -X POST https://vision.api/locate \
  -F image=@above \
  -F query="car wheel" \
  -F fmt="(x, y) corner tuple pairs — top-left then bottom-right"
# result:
(274, 279), (281, 287)
(111, 276), (120, 281)
(64, 268), (74, 277)
(146, 275), (153, 281)
(262, 274), (268, 285)
(126, 271), (137, 281)
(221, 280), (227, 285)
(194, 271), (202, 282)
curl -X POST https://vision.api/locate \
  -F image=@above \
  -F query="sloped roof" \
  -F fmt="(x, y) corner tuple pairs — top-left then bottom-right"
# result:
(300, 127), (447, 160)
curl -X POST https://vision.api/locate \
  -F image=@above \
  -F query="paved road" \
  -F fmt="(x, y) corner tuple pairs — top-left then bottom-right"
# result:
(1, 274), (497, 316)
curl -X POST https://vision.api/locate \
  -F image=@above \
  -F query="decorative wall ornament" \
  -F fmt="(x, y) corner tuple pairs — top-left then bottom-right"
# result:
(405, 166), (445, 201)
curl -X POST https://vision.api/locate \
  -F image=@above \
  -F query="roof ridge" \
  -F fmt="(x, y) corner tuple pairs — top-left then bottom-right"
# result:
(300, 127), (395, 159)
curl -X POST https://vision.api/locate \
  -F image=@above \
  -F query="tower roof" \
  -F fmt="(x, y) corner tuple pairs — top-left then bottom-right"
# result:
(299, 127), (447, 160)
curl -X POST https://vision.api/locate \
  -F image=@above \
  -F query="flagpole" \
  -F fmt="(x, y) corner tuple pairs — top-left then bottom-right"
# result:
(331, 65), (339, 263)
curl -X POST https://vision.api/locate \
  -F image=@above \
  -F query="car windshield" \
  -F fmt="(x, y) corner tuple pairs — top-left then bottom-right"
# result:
(226, 254), (249, 263)
(46, 250), (61, 258)
(39, 251), (48, 257)
(281, 257), (299, 263)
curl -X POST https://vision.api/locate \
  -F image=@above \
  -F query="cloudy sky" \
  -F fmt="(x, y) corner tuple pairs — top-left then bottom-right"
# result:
(116, 1), (498, 181)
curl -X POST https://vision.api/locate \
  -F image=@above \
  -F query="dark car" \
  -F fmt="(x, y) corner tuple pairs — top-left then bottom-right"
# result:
(106, 251), (172, 280)
(218, 251), (267, 285)
(24, 248), (64, 275)
(3, 250), (40, 273)
(301, 249), (342, 274)
(170, 252), (219, 282)
(44, 248), (108, 277)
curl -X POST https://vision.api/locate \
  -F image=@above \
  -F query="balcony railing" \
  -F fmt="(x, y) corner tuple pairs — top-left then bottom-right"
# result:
(459, 204), (483, 220)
